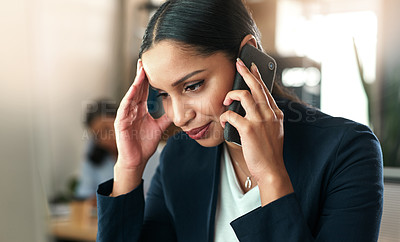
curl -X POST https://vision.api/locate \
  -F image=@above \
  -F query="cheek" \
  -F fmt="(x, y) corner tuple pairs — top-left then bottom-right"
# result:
(205, 97), (225, 115)
(195, 91), (227, 117)
(207, 84), (231, 114)
(161, 95), (225, 120)
(160, 80), (231, 119)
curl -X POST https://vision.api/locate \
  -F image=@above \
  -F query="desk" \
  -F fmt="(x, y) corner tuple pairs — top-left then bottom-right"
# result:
(50, 201), (97, 242)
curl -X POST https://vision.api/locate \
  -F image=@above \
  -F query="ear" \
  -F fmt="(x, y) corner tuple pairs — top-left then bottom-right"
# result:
(238, 34), (258, 55)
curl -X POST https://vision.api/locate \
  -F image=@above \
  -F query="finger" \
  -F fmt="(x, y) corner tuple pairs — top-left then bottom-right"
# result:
(122, 66), (146, 103)
(250, 63), (281, 116)
(250, 62), (275, 107)
(117, 67), (147, 118)
(236, 58), (268, 103)
(265, 92), (284, 120)
(136, 59), (142, 74)
(220, 110), (248, 130)
(250, 62), (273, 108)
(127, 67), (150, 107)
(237, 59), (277, 120)
(250, 63), (283, 117)
(223, 90), (260, 119)
(265, 89), (280, 113)
(250, 62), (269, 98)
(137, 73), (149, 104)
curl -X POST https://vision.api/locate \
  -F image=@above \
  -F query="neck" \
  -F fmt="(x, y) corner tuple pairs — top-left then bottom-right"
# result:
(225, 141), (245, 164)
(225, 141), (253, 191)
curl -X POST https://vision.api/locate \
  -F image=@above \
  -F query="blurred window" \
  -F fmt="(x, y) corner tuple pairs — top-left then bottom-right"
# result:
(276, 0), (377, 126)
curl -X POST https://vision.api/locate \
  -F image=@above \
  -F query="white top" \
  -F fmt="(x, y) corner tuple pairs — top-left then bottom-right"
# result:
(214, 144), (261, 241)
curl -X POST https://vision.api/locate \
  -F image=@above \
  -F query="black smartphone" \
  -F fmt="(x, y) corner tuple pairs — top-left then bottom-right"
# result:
(223, 44), (277, 146)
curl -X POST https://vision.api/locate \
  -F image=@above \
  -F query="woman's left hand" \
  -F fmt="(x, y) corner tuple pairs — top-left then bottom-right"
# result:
(220, 58), (293, 206)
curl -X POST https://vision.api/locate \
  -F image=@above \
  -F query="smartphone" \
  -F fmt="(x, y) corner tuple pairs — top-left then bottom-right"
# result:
(223, 44), (277, 146)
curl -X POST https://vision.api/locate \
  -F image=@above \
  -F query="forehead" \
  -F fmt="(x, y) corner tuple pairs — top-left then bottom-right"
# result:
(143, 42), (191, 70)
(141, 41), (228, 88)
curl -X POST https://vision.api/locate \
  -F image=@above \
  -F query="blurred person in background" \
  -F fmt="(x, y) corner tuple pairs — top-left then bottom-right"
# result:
(75, 100), (118, 201)
(76, 99), (161, 202)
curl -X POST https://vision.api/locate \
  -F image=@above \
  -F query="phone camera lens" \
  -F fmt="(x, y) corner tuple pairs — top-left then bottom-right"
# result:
(268, 62), (275, 70)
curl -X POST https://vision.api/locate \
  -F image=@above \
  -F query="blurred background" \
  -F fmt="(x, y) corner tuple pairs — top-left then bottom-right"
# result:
(1, 0), (399, 241)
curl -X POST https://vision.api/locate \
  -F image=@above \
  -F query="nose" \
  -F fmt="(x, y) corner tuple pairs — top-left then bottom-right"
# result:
(167, 97), (195, 128)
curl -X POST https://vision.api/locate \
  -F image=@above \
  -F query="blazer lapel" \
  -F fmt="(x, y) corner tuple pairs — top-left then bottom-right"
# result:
(206, 144), (223, 242)
(163, 137), (222, 241)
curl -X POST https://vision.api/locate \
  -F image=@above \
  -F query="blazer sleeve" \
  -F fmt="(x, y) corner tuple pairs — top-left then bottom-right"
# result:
(231, 123), (384, 242)
(96, 165), (177, 241)
(96, 179), (145, 242)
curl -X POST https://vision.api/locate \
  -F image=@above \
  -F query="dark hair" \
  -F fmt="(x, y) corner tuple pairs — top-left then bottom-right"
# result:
(87, 145), (108, 166)
(85, 100), (118, 166)
(85, 99), (118, 128)
(139, 0), (299, 101)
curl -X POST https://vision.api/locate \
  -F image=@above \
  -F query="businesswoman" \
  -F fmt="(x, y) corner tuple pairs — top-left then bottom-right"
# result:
(96, 0), (384, 241)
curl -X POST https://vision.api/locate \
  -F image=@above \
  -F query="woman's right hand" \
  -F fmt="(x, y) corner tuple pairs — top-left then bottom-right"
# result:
(111, 60), (171, 196)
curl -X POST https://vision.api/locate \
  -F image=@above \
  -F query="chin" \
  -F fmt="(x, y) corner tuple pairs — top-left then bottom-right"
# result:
(193, 125), (225, 147)
(195, 138), (224, 147)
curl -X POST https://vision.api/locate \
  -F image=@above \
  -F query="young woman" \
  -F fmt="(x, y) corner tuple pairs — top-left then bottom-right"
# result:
(96, 0), (383, 241)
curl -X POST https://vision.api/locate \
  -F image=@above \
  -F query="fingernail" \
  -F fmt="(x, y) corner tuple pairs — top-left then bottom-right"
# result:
(223, 97), (230, 106)
(251, 62), (258, 71)
(220, 120), (225, 128)
(236, 58), (245, 67)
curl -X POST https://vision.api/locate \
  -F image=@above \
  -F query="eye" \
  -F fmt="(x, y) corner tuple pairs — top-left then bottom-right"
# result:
(156, 91), (169, 99)
(184, 80), (204, 93)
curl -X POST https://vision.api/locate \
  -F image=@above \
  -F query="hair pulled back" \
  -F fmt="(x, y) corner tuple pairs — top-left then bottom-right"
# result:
(139, 0), (298, 101)
(139, 0), (261, 60)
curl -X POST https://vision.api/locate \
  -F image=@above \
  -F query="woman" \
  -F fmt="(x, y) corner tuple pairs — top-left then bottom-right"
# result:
(97, 0), (383, 241)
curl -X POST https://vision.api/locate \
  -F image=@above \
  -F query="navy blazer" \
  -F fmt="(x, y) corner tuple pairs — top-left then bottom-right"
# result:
(97, 99), (383, 242)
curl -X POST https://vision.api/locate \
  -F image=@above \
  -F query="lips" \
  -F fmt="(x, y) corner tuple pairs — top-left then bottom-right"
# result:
(184, 122), (211, 140)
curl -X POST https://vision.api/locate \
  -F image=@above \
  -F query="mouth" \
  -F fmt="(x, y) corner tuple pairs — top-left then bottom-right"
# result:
(184, 122), (212, 140)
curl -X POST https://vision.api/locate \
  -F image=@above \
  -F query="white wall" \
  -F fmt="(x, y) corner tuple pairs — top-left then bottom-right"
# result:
(30, 0), (121, 198)
(0, 0), (123, 240)
(0, 1), (48, 241)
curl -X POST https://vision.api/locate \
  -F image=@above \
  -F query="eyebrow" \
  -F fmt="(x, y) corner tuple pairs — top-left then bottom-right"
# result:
(171, 69), (205, 87)
(149, 69), (206, 92)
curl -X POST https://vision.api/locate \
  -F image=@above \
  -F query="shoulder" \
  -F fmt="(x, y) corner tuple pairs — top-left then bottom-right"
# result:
(277, 100), (383, 212)
(278, 98), (355, 128)
(277, 98), (382, 176)
(276, 98), (378, 143)
(278, 99), (382, 187)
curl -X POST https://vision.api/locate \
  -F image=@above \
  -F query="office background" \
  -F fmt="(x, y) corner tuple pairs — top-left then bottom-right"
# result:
(1, 0), (399, 241)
